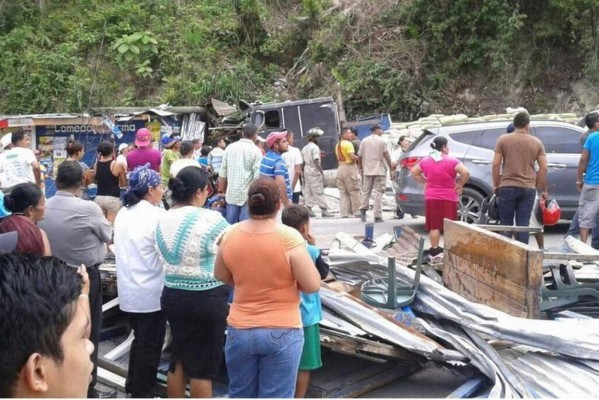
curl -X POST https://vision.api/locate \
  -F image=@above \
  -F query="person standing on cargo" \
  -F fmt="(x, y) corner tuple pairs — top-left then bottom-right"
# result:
(336, 127), (362, 218)
(218, 123), (263, 224)
(301, 127), (333, 218)
(576, 112), (599, 245)
(492, 112), (548, 244)
(411, 136), (470, 260)
(358, 124), (393, 223)
(260, 131), (292, 208)
(282, 130), (303, 204)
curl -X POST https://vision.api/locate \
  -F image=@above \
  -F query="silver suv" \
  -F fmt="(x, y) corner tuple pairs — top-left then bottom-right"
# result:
(394, 120), (585, 223)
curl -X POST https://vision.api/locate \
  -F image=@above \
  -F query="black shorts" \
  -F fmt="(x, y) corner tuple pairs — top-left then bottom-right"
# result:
(161, 285), (229, 379)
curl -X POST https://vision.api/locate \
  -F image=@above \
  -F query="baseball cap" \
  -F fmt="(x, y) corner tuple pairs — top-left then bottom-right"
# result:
(506, 123), (515, 133)
(1, 133), (12, 149)
(118, 143), (128, 152)
(161, 134), (181, 149)
(265, 131), (287, 149)
(135, 128), (152, 147)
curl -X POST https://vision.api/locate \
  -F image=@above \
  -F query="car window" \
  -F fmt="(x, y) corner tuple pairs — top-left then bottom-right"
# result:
(478, 128), (506, 150)
(449, 130), (483, 146)
(407, 130), (434, 151)
(534, 127), (583, 154)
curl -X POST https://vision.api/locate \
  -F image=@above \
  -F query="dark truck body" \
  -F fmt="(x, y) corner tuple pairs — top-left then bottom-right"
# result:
(249, 97), (341, 170)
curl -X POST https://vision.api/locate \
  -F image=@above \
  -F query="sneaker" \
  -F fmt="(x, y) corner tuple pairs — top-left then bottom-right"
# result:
(374, 217), (384, 223)
(429, 246), (444, 257)
(321, 210), (334, 218)
(360, 210), (367, 222)
(307, 208), (317, 218)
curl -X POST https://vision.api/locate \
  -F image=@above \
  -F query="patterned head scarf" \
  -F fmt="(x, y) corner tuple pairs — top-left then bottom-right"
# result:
(125, 163), (161, 196)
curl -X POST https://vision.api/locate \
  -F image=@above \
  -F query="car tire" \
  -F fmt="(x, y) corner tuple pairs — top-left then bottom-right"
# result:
(458, 187), (485, 224)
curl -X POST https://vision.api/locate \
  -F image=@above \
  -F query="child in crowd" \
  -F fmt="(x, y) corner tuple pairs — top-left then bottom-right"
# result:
(281, 204), (329, 398)
(198, 145), (212, 167)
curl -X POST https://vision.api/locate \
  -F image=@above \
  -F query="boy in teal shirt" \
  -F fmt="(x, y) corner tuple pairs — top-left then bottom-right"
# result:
(282, 204), (329, 398)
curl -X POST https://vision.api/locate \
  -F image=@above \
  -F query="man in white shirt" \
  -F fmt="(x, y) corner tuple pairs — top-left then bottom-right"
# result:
(0, 130), (41, 194)
(170, 140), (201, 177)
(208, 137), (226, 175)
(282, 129), (303, 204)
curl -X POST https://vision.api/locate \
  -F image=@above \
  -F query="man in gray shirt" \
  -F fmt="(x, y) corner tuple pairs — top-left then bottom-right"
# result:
(39, 160), (114, 398)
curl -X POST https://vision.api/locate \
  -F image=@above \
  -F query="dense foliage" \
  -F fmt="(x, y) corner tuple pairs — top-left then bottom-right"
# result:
(0, 0), (597, 118)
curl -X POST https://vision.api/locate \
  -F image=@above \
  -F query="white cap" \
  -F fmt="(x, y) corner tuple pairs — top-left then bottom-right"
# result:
(118, 143), (128, 152)
(1, 133), (12, 149)
(256, 136), (266, 143)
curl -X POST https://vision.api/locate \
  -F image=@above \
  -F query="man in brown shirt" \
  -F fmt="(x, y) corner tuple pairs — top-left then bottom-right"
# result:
(492, 112), (548, 244)
(358, 124), (393, 223)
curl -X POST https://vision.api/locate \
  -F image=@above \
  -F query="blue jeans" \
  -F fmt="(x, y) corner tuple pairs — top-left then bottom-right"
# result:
(226, 202), (250, 224)
(225, 327), (304, 398)
(566, 209), (599, 249)
(498, 186), (536, 244)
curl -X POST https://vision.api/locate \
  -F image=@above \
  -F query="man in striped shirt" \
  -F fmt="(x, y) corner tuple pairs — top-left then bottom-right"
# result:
(260, 131), (292, 208)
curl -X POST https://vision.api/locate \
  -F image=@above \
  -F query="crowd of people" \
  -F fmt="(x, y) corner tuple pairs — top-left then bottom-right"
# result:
(0, 124), (330, 398)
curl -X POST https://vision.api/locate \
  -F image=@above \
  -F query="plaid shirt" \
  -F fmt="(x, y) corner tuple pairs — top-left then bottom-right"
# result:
(219, 138), (263, 206)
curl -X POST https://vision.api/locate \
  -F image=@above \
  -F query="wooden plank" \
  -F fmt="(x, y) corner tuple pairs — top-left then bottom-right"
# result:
(443, 220), (542, 318)
(543, 252), (599, 261)
(320, 328), (423, 362)
(307, 360), (419, 398)
(444, 252), (528, 304)
(477, 224), (543, 233)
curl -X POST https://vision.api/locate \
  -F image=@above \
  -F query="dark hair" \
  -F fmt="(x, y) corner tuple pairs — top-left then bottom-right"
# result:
(506, 123), (515, 133)
(3, 182), (43, 213)
(242, 124), (258, 138)
(0, 254), (82, 397)
(179, 140), (194, 156)
(585, 112), (599, 129)
(398, 135), (407, 144)
(55, 160), (84, 190)
(342, 127), (357, 136)
(192, 138), (201, 145)
(212, 137), (224, 147)
(10, 130), (26, 146)
(513, 112), (530, 129)
(370, 124), (383, 132)
(65, 140), (84, 157)
(430, 136), (448, 151)
(96, 140), (114, 157)
(200, 145), (212, 157)
(168, 166), (207, 204)
(282, 204), (310, 231)
(248, 177), (280, 217)
(0, 215), (44, 255)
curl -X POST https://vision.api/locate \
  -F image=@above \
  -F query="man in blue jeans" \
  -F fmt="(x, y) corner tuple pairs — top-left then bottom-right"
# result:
(492, 112), (548, 244)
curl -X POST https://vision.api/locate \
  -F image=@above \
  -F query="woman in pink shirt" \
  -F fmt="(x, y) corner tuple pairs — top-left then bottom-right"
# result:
(410, 136), (470, 260)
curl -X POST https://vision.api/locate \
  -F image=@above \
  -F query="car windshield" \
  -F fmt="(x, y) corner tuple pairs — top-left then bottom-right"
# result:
(407, 130), (435, 151)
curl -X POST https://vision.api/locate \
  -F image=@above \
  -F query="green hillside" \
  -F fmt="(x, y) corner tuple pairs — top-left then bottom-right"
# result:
(1, 0), (598, 119)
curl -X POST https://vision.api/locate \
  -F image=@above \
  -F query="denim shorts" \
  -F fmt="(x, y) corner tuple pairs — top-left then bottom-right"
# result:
(225, 326), (304, 398)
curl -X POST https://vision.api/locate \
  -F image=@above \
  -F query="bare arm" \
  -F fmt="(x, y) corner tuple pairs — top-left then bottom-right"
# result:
(292, 164), (302, 188)
(32, 161), (41, 186)
(577, 149), (589, 192)
(275, 175), (290, 207)
(492, 152), (502, 193)
(214, 249), (234, 286)
(410, 164), (426, 184)
(536, 154), (548, 198)
(454, 163), (470, 195)
(40, 228), (52, 256)
(289, 245), (321, 293)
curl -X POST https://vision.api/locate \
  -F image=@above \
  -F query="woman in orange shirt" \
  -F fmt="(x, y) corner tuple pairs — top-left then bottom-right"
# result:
(215, 178), (320, 398)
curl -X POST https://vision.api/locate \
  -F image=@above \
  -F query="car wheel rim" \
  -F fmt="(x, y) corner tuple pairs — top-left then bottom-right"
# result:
(459, 195), (481, 224)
